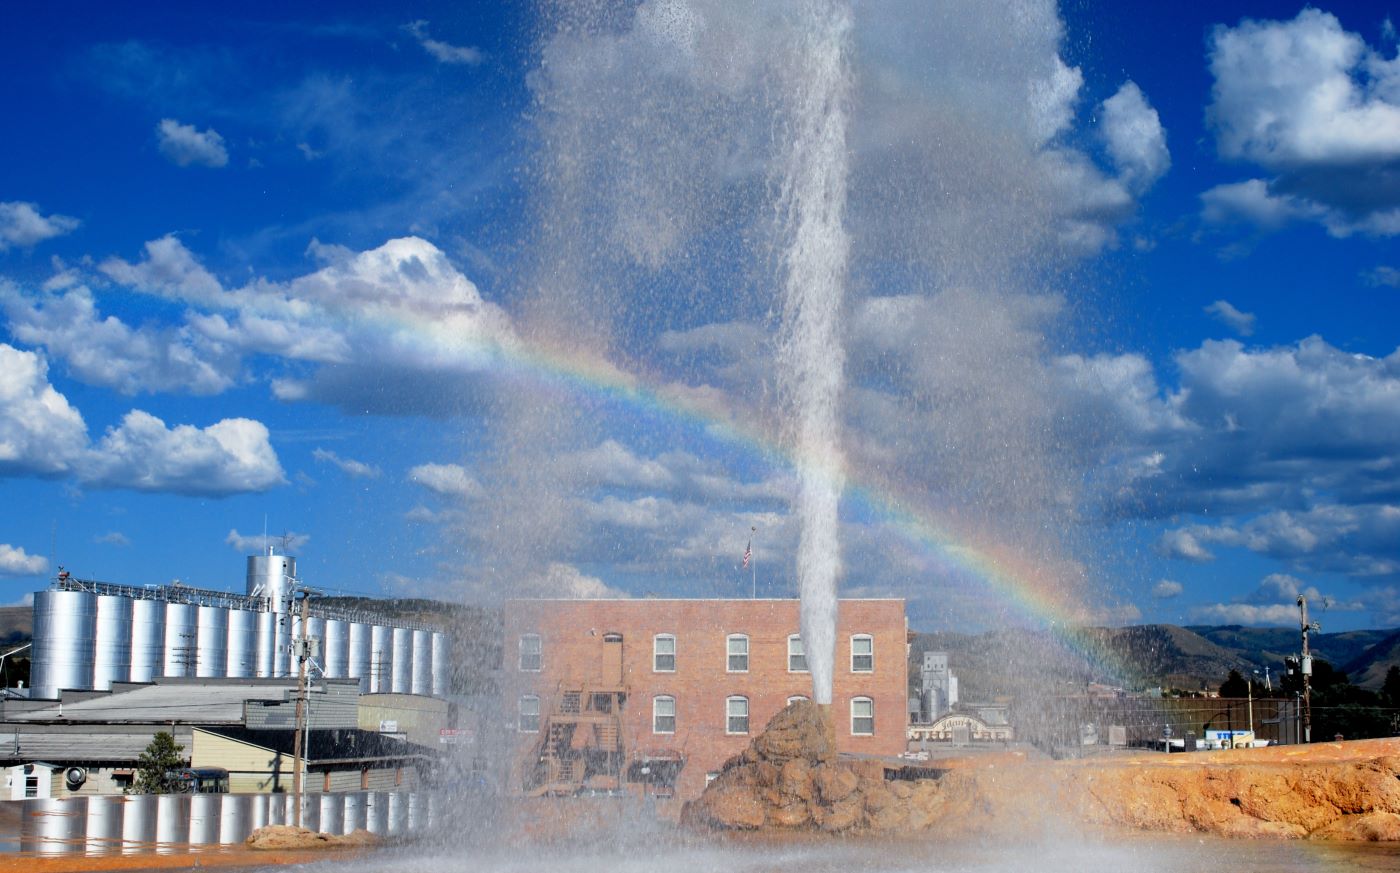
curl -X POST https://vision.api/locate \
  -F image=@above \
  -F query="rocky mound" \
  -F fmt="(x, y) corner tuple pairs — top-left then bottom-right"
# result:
(682, 701), (1400, 841)
(245, 825), (382, 850)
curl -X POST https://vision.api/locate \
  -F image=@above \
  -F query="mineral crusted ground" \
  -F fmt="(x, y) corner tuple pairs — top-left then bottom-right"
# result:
(681, 700), (1400, 841)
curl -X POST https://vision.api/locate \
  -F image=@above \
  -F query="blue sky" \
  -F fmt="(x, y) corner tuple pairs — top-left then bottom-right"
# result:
(1, 1), (1398, 634)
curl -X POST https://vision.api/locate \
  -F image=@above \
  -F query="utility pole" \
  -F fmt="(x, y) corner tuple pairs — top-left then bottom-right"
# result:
(1247, 671), (1255, 737)
(291, 590), (310, 826)
(1298, 595), (1317, 743)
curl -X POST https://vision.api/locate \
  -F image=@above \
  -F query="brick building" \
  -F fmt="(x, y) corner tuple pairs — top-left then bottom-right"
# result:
(501, 598), (907, 803)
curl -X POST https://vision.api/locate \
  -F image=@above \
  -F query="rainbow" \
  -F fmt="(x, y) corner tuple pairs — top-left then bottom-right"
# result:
(420, 325), (1141, 686)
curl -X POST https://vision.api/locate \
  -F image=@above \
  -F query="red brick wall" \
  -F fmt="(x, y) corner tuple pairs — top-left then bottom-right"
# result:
(501, 598), (907, 802)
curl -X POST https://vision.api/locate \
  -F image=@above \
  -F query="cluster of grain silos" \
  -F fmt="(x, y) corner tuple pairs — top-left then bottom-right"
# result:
(28, 551), (451, 700)
(21, 791), (439, 854)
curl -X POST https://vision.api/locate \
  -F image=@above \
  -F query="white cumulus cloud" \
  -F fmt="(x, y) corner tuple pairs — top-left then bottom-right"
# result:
(0, 343), (88, 476)
(312, 447), (381, 479)
(0, 201), (79, 250)
(1204, 299), (1256, 336)
(0, 544), (48, 576)
(81, 411), (285, 496)
(225, 529), (310, 553)
(156, 118), (229, 168)
(1151, 579), (1183, 599)
(1205, 9), (1400, 236)
(408, 462), (483, 499)
(1099, 81), (1170, 194)
(402, 20), (483, 65)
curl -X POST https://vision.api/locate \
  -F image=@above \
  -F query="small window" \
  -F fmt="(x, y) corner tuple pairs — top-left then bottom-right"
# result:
(726, 696), (749, 734)
(519, 634), (542, 672)
(727, 634), (749, 672)
(851, 635), (873, 672)
(654, 634), (676, 672)
(851, 697), (874, 735)
(653, 695), (676, 734)
(787, 695), (809, 706)
(788, 635), (807, 672)
(519, 694), (540, 732)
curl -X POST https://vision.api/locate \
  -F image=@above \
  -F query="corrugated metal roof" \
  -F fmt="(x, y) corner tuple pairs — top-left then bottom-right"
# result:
(0, 732), (173, 762)
(11, 681), (299, 724)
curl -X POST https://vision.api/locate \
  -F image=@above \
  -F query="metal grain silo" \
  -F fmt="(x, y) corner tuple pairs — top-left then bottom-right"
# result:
(387, 791), (407, 836)
(121, 794), (156, 855)
(245, 550), (295, 612)
(319, 792), (343, 836)
(370, 625), (393, 693)
(92, 594), (133, 691)
(411, 629), (432, 695)
(254, 611), (276, 677)
(218, 794), (246, 845)
(226, 609), (258, 678)
(30, 589), (97, 697)
(324, 619), (350, 678)
(155, 793), (189, 852)
(195, 605), (229, 678)
(280, 611), (296, 677)
(189, 794), (220, 846)
(365, 791), (388, 835)
(129, 599), (166, 683)
(391, 627), (412, 693)
(431, 632), (450, 697)
(306, 616), (326, 669)
(85, 794), (121, 854)
(162, 603), (198, 678)
(347, 622), (371, 691)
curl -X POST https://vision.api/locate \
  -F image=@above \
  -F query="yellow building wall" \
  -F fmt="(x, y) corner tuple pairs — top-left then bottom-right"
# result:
(191, 729), (297, 794)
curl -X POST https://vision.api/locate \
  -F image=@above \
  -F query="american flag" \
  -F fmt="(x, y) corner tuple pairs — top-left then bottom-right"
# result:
(742, 540), (751, 569)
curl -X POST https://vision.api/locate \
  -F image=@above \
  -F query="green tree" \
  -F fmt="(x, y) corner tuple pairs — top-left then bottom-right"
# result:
(1219, 669), (1249, 698)
(133, 731), (185, 794)
(1382, 665), (1400, 709)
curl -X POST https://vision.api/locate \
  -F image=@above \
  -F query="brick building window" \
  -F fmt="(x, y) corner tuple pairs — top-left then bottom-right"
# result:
(653, 695), (676, 734)
(519, 634), (542, 672)
(851, 634), (873, 672)
(787, 695), (809, 706)
(519, 694), (540, 732)
(727, 634), (749, 672)
(654, 634), (676, 672)
(788, 634), (807, 672)
(726, 696), (749, 734)
(851, 697), (874, 735)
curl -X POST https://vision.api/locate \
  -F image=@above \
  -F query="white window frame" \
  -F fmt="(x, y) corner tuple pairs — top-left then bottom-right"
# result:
(726, 634), (749, 673)
(851, 634), (874, 673)
(518, 694), (540, 733)
(851, 697), (874, 735)
(787, 634), (807, 673)
(519, 633), (542, 672)
(653, 695), (676, 734)
(653, 634), (676, 672)
(726, 695), (750, 735)
(787, 695), (809, 706)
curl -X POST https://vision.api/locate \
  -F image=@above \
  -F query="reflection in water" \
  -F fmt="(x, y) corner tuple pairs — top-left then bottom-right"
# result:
(13, 790), (436, 856)
(269, 833), (1400, 873)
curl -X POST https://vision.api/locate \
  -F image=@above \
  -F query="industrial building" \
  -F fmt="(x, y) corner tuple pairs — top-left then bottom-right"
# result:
(0, 677), (452, 798)
(501, 598), (908, 804)
(27, 548), (451, 700)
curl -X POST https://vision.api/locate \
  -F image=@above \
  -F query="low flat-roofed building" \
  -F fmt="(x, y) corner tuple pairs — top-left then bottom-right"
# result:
(191, 726), (437, 794)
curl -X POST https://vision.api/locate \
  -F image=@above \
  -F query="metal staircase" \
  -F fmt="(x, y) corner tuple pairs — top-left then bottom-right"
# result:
(523, 686), (628, 796)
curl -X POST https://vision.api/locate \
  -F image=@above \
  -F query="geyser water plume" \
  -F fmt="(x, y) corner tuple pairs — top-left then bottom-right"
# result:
(773, 0), (853, 706)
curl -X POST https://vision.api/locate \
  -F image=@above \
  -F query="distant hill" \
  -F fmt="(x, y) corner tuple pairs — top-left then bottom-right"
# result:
(0, 606), (31, 647)
(1187, 625), (1390, 674)
(911, 622), (1400, 698)
(1343, 630), (1400, 690)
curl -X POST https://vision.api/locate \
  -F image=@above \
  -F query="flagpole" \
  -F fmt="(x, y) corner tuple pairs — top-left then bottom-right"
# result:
(751, 526), (757, 599)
